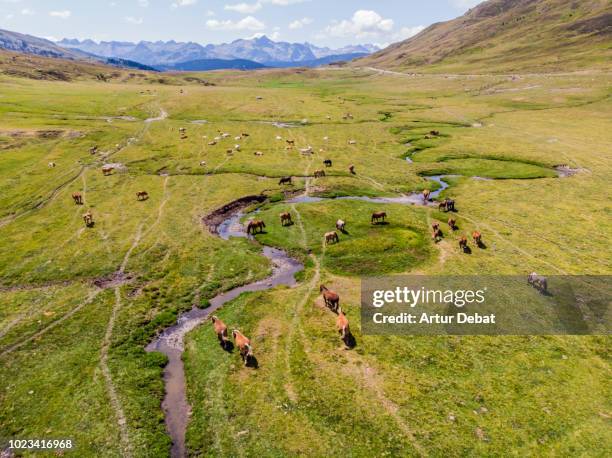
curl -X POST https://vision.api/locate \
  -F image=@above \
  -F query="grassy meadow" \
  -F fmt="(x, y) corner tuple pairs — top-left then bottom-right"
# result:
(0, 64), (610, 456)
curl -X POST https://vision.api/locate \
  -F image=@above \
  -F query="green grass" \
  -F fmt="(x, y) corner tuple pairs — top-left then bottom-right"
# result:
(0, 63), (610, 456)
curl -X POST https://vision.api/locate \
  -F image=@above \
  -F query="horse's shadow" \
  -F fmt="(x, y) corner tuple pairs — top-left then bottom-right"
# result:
(339, 229), (349, 235)
(245, 355), (259, 369)
(476, 241), (487, 249)
(343, 332), (357, 349)
(462, 246), (472, 254)
(372, 221), (389, 226)
(283, 221), (295, 227)
(220, 340), (234, 353)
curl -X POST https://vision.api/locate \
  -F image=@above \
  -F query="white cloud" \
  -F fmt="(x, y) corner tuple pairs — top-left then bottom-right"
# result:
(324, 10), (393, 39)
(124, 16), (144, 24)
(171, 0), (197, 7)
(138, 0), (149, 7)
(49, 10), (71, 19)
(267, 0), (305, 5)
(225, 2), (262, 14)
(288, 17), (312, 30)
(206, 15), (264, 31)
(205, 10), (215, 16)
(20, 8), (34, 15)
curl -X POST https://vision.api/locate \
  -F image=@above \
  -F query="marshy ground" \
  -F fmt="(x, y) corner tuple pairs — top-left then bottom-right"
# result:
(0, 66), (610, 456)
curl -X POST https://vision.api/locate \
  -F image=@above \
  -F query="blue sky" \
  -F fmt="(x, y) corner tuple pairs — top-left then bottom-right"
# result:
(0, 0), (482, 47)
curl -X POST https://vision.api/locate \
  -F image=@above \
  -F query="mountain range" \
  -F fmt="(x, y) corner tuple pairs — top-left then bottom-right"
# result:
(357, 0), (612, 73)
(57, 35), (379, 69)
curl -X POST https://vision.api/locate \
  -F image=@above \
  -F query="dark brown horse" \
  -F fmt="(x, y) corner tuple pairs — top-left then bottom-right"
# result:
(136, 191), (149, 201)
(72, 192), (83, 205)
(325, 231), (339, 244)
(349, 164), (356, 174)
(83, 211), (94, 227)
(432, 228), (442, 242)
(320, 284), (340, 312)
(313, 170), (326, 178)
(371, 211), (387, 224)
(459, 236), (468, 251)
(246, 219), (266, 234)
(323, 159), (332, 167)
(280, 212), (292, 226)
(448, 218), (456, 230)
(279, 176), (292, 185)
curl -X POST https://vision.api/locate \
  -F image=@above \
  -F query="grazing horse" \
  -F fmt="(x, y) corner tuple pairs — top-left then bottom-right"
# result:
(336, 219), (346, 232)
(48, 162), (56, 168)
(323, 159), (332, 167)
(348, 140), (357, 145)
(102, 166), (113, 176)
(325, 231), (339, 245)
(314, 170), (326, 178)
(280, 212), (292, 226)
(232, 330), (254, 366)
(336, 307), (350, 346)
(72, 192), (83, 205)
(439, 198), (455, 212)
(459, 236), (468, 251)
(423, 189), (431, 202)
(83, 211), (94, 227)
(320, 285), (340, 312)
(286, 140), (295, 146)
(211, 316), (229, 347)
(136, 191), (149, 201)
(208, 141), (217, 146)
(472, 231), (482, 246)
(528, 272), (548, 293)
(430, 130), (440, 136)
(349, 164), (356, 174)
(279, 176), (292, 185)
(432, 228), (442, 242)
(241, 133), (250, 137)
(89, 145), (98, 154)
(246, 219), (266, 235)
(432, 222), (440, 231)
(448, 218), (456, 230)
(371, 211), (387, 224)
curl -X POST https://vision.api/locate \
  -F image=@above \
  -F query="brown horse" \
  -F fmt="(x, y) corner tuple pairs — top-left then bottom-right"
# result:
(211, 316), (229, 348)
(323, 159), (332, 167)
(313, 170), (326, 178)
(279, 176), (292, 185)
(83, 211), (94, 227)
(286, 139), (295, 146)
(432, 228), (442, 242)
(337, 307), (350, 345)
(371, 211), (387, 224)
(448, 218), (456, 230)
(136, 191), (149, 201)
(72, 192), (83, 205)
(102, 166), (113, 176)
(459, 236), (468, 251)
(320, 285), (340, 312)
(423, 189), (431, 202)
(246, 219), (266, 234)
(325, 231), (339, 244)
(472, 231), (482, 246)
(431, 222), (440, 231)
(280, 212), (292, 226)
(349, 164), (356, 174)
(232, 329), (254, 366)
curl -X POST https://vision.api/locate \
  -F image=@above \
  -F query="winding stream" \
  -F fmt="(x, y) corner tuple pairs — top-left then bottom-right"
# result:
(145, 175), (452, 457)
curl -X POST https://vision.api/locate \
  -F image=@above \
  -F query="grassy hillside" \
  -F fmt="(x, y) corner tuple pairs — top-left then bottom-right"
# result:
(0, 58), (610, 456)
(357, 0), (612, 73)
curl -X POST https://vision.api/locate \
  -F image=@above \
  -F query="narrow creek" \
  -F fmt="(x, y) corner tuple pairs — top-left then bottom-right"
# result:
(145, 175), (451, 457)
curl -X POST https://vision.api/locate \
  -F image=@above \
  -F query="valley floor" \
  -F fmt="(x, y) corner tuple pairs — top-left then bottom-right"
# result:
(0, 67), (610, 456)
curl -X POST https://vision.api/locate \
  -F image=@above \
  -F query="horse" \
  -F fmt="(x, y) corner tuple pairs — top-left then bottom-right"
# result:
(48, 162), (56, 168)
(280, 212), (292, 226)
(286, 140), (295, 146)
(89, 145), (98, 154)
(430, 130), (440, 136)
(323, 159), (332, 167)
(432, 228), (442, 242)
(246, 219), (266, 235)
(325, 231), (339, 244)
(232, 329), (254, 366)
(136, 191), (149, 201)
(472, 231), (482, 246)
(211, 316), (229, 348)
(241, 133), (250, 138)
(83, 211), (94, 227)
(71, 192), (83, 205)
(102, 166), (113, 176)
(371, 211), (387, 224)
(336, 219), (346, 232)
(528, 272), (548, 294)
(432, 222), (440, 231)
(336, 307), (351, 347)
(279, 176), (292, 185)
(439, 198), (455, 212)
(208, 141), (217, 146)
(448, 218), (456, 230)
(423, 189), (431, 202)
(349, 164), (356, 174)
(320, 285), (340, 312)
(459, 236), (468, 251)
(314, 170), (326, 178)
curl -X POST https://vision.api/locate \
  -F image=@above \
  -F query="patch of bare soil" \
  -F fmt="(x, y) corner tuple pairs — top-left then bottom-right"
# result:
(0, 129), (83, 139)
(202, 194), (267, 233)
(554, 164), (588, 177)
(92, 271), (134, 289)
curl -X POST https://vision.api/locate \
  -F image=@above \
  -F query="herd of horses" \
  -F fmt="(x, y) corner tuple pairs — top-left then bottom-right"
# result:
(320, 285), (352, 348)
(72, 184), (149, 227)
(210, 316), (255, 367)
